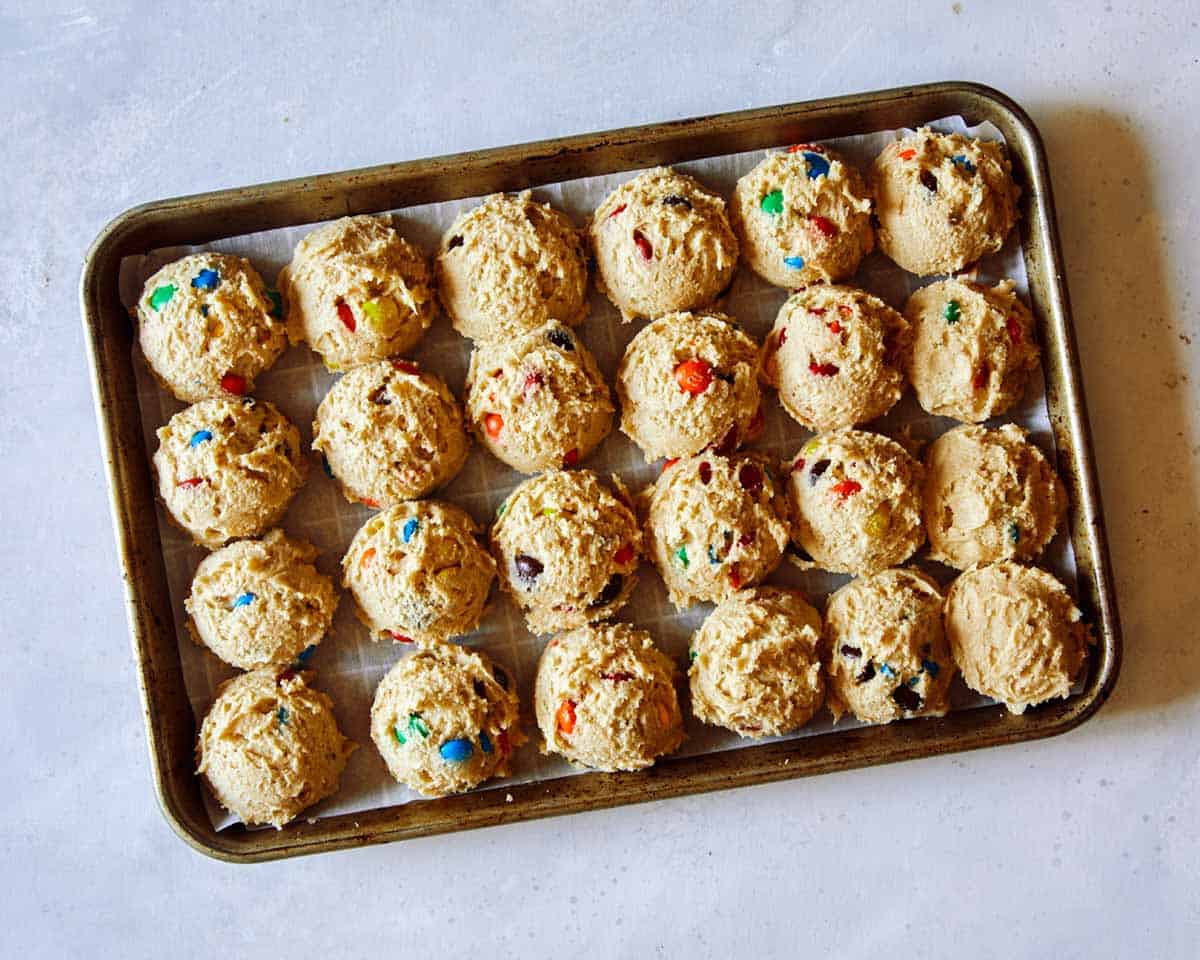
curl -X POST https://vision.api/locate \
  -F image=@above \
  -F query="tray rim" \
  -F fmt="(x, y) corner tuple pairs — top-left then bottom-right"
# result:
(80, 80), (1123, 863)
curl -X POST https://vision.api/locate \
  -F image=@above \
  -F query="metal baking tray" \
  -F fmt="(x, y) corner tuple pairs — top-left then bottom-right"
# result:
(81, 81), (1122, 862)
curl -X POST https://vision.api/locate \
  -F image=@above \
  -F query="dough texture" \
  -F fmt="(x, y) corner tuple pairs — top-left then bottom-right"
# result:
(588, 166), (739, 321)
(731, 145), (874, 288)
(534, 622), (684, 772)
(760, 284), (910, 431)
(490, 470), (641, 635)
(435, 191), (589, 342)
(137, 253), (286, 402)
(465, 322), (613, 473)
(186, 529), (338, 670)
(154, 398), (307, 549)
(688, 586), (824, 737)
(196, 667), (356, 828)
(617, 311), (762, 462)
(870, 127), (1020, 276)
(644, 453), (790, 609)
(905, 278), (1039, 422)
(923, 423), (1067, 569)
(824, 568), (955, 724)
(945, 562), (1090, 714)
(785, 429), (925, 575)
(279, 215), (435, 371)
(342, 501), (496, 644)
(371, 643), (524, 797)
(313, 359), (469, 507)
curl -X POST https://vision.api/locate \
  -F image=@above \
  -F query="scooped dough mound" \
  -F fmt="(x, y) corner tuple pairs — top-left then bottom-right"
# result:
(186, 529), (338, 669)
(435, 191), (589, 342)
(196, 666), (356, 828)
(688, 586), (824, 737)
(154, 397), (307, 549)
(534, 622), (684, 771)
(137, 252), (286, 402)
(371, 643), (524, 797)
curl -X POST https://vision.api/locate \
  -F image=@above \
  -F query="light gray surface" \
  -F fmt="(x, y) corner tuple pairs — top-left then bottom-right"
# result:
(1, 1), (1197, 956)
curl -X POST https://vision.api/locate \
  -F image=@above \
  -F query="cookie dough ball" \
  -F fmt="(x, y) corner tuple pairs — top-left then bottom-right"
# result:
(761, 285), (910, 431)
(535, 622), (683, 772)
(731, 145), (874, 288)
(196, 667), (356, 828)
(370, 644), (524, 797)
(946, 562), (1090, 714)
(905, 278), (1039, 422)
(617, 311), (762, 462)
(465, 322), (613, 473)
(786, 430), (924, 575)
(137, 253), (286, 402)
(588, 166), (738, 321)
(343, 501), (496, 644)
(923, 424), (1067, 570)
(185, 529), (338, 669)
(278, 215), (435, 371)
(824, 568), (954, 724)
(154, 398), (307, 549)
(490, 470), (641, 635)
(688, 586), (824, 737)
(870, 127), (1020, 276)
(313, 359), (469, 507)
(645, 453), (790, 609)
(435, 192), (589, 342)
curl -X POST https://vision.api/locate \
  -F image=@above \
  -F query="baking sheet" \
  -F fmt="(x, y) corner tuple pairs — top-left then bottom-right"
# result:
(119, 115), (1077, 831)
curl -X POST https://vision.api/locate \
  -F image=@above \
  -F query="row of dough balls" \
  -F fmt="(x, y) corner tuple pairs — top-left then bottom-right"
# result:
(196, 561), (1088, 828)
(174, 421), (1067, 671)
(150, 273), (1046, 553)
(135, 126), (1019, 403)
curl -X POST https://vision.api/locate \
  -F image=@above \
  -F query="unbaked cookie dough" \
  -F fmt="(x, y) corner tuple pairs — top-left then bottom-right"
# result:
(945, 562), (1090, 714)
(137, 252), (286, 402)
(342, 501), (496, 644)
(186, 529), (338, 670)
(588, 166), (739, 321)
(904, 277), (1039, 422)
(923, 423), (1066, 570)
(870, 127), (1020, 276)
(278, 215), (436, 371)
(785, 429), (925, 575)
(465, 322), (613, 473)
(688, 586), (824, 738)
(644, 453), (790, 609)
(313, 359), (469, 507)
(731, 145), (874, 288)
(370, 643), (524, 797)
(490, 470), (641, 635)
(534, 622), (684, 772)
(154, 397), (307, 549)
(760, 284), (910, 432)
(824, 567), (954, 724)
(196, 666), (356, 828)
(617, 311), (762, 462)
(435, 191), (589, 343)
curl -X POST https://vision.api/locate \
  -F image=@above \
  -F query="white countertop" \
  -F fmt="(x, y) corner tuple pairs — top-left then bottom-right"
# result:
(2, 1), (1197, 956)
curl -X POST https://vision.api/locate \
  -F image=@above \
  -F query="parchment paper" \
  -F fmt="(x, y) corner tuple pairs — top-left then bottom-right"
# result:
(120, 116), (1077, 830)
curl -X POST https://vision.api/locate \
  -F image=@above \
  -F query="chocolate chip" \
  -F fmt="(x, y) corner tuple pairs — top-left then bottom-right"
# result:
(447, 234), (464, 249)
(919, 170), (938, 193)
(368, 385), (391, 405)
(473, 679), (487, 698)
(592, 574), (623, 607)
(892, 685), (922, 712)
(515, 554), (544, 582)
(546, 327), (574, 351)
(840, 644), (862, 659)
(856, 662), (876, 684)
(662, 194), (692, 209)
(809, 459), (830, 484)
